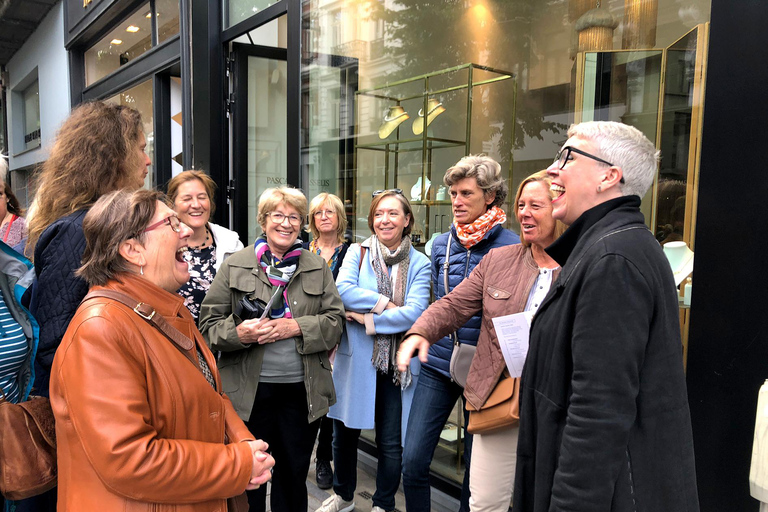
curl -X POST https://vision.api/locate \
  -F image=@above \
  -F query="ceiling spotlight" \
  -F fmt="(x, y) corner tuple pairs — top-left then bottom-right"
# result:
(111, 39), (123, 45)
(145, 11), (152, 18)
(126, 25), (140, 32)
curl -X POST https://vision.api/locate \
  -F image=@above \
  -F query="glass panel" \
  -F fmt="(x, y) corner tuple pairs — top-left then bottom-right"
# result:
(225, 0), (277, 30)
(156, 0), (180, 44)
(656, 28), (699, 245)
(246, 55), (288, 244)
(105, 80), (154, 188)
(85, 3), (152, 86)
(579, 50), (663, 223)
(22, 80), (41, 151)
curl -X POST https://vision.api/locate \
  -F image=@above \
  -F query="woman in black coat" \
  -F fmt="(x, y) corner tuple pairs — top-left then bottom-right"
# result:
(514, 121), (698, 512)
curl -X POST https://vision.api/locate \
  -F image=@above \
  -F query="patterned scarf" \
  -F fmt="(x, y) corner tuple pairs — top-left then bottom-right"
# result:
(454, 205), (507, 249)
(254, 235), (302, 318)
(368, 235), (413, 388)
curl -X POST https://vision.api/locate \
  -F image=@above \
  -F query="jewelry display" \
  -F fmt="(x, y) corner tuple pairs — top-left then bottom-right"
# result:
(412, 99), (446, 135)
(378, 106), (410, 139)
(663, 241), (694, 286)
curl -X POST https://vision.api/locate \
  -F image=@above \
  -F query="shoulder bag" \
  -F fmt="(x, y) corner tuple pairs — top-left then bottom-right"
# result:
(465, 370), (520, 434)
(0, 388), (57, 500)
(445, 233), (476, 387)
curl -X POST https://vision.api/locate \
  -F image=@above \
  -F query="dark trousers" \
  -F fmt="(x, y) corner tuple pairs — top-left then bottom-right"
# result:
(245, 382), (320, 512)
(316, 414), (334, 461)
(333, 371), (402, 511)
(402, 365), (472, 512)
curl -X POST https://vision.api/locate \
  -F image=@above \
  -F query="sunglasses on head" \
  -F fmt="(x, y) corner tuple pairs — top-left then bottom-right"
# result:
(372, 188), (404, 198)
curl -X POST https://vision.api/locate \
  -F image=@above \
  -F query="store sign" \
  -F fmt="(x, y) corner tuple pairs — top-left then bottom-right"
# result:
(24, 128), (41, 146)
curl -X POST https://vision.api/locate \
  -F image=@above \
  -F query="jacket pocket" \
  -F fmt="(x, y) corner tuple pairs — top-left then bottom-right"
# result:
(486, 286), (511, 300)
(301, 271), (324, 296)
(217, 351), (244, 393)
(229, 267), (257, 293)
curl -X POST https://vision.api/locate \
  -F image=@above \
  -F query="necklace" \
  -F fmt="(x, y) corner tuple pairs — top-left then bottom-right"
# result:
(189, 227), (211, 250)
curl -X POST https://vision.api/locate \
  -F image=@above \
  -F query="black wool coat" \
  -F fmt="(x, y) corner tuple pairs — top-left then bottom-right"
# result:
(513, 196), (699, 512)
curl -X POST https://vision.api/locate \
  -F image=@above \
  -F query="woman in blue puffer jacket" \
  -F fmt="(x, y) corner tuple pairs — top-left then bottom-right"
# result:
(402, 155), (519, 512)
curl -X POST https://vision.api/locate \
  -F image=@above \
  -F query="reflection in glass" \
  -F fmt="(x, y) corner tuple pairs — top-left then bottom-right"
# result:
(225, 0), (276, 30)
(246, 56), (287, 244)
(85, 3), (152, 86)
(105, 80), (154, 188)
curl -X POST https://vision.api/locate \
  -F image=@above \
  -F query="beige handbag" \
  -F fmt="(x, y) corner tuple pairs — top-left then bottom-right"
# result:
(465, 371), (520, 435)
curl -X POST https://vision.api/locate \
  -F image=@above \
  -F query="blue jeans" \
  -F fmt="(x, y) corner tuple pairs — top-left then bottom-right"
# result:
(333, 371), (403, 511)
(402, 365), (472, 512)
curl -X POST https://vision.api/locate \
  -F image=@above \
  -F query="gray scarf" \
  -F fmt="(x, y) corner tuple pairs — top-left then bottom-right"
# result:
(368, 235), (412, 388)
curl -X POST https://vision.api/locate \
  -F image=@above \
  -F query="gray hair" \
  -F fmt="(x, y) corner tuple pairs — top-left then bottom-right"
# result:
(567, 121), (659, 198)
(443, 154), (508, 208)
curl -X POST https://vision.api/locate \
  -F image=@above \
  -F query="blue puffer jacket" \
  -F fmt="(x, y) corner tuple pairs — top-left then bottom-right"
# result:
(425, 224), (520, 378)
(29, 210), (89, 397)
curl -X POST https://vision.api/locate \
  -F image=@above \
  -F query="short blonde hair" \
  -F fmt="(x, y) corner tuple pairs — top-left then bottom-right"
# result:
(77, 189), (163, 286)
(513, 170), (567, 247)
(308, 193), (347, 243)
(166, 170), (218, 217)
(367, 191), (414, 237)
(257, 187), (308, 230)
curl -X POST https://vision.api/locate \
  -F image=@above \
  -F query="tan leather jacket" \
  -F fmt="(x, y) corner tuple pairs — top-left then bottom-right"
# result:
(50, 274), (254, 511)
(406, 245), (560, 410)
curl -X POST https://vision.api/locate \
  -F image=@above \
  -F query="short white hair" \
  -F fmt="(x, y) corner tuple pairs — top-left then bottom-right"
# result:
(0, 155), (7, 184)
(567, 121), (659, 198)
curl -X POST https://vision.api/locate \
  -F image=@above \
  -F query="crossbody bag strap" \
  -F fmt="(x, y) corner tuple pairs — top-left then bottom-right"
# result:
(358, 245), (368, 272)
(443, 233), (458, 346)
(82, 290), (197, 368)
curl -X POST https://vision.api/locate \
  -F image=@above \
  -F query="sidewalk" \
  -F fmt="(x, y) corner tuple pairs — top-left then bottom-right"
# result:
(304, 447), (461, 512)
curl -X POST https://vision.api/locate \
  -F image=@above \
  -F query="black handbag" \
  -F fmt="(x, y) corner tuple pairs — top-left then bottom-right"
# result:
(235, 295), (268, 321)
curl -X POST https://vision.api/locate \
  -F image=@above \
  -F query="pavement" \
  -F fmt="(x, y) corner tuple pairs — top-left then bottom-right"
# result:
(301, 444), (460, 512)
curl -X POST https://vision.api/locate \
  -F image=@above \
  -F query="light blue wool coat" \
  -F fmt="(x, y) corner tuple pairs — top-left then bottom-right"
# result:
(328, 240), (431, 445)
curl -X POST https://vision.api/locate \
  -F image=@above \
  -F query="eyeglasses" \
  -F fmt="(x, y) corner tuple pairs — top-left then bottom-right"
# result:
(372, 188), (403, 198)
(142, 214), (181, 234)
(313, 209), (337, 218)
(553, 146), (625, 184)
(268, 212), (303, 226)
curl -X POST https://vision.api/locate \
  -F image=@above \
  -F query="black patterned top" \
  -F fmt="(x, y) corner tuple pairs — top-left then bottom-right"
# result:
(178, 244), (217, 321)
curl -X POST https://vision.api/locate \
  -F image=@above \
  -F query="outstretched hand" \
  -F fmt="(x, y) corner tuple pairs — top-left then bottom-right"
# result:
(397, 334), (430, 372)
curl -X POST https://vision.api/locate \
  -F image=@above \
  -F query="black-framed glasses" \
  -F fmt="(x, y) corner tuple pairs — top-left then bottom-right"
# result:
(372, 188), (403, 198)
(142, 214), (181, 234)
(268, 211), (303, 226)
(553, 146), (624, 183)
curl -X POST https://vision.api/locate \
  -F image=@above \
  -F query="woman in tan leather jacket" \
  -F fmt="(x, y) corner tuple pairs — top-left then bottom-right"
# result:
(50, 189), (274, 511)
(398, 170), (565, 512)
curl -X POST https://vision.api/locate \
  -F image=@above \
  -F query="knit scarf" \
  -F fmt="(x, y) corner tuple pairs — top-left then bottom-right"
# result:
(454, 205), (507, 249)
(254, 235), (302, 318)
(368, 235), (413, 388)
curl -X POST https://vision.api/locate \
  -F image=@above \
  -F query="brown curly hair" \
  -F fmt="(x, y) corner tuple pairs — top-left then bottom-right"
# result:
(26, 101), (144, 257)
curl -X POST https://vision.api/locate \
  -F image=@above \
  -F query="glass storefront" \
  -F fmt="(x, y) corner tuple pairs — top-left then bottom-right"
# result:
(296, 0), (711, 487)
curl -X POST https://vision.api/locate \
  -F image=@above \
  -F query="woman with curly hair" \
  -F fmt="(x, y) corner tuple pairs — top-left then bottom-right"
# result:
(26, 100), (151, 401)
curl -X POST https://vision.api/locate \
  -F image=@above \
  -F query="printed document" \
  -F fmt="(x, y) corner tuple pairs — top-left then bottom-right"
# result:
(491, 311), (534, 377)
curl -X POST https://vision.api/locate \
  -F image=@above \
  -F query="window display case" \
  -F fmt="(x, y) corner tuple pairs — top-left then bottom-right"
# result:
(354, 63), (516, 248)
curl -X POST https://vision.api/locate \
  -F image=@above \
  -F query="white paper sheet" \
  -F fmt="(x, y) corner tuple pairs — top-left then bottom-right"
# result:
(491, 311), (534, 377)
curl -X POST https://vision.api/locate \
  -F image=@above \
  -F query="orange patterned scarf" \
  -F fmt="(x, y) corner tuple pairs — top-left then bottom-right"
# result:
(454, 206), (507, 248)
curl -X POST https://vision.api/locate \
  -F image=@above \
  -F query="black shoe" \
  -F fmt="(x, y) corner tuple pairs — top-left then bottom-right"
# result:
(315, 459), (333, 490)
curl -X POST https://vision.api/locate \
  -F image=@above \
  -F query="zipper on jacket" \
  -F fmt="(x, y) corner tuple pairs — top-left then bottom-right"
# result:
(625, 449), (637, 512)
(464, 248), (471, 278)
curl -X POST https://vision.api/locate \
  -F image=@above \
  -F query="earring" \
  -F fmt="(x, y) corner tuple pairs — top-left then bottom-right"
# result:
(597, 185), (602, 193)
(140, 265), (144, 276)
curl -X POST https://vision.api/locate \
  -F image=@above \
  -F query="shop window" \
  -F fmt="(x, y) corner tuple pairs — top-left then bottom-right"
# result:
(157, 0), (181, 44)
(10, 69), (41, 156)
(84, 1), (180, 86)
(105, 80), (154, 188)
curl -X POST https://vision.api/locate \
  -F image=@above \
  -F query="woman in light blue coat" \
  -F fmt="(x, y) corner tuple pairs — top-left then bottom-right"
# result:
(318, 190), (430, 512)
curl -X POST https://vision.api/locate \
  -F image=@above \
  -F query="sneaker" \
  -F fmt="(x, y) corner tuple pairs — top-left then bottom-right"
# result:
(316, 494), (354, 512)
(315, 458), (333, 490)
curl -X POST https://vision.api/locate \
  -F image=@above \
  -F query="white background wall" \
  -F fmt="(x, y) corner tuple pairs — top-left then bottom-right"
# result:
(7, 1), (70, 171)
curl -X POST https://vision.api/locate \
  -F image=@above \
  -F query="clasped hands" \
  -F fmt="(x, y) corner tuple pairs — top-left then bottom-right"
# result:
(245, 440), (274, 490)
(237, 317), (300, 345)
(346, 301), (398, 324)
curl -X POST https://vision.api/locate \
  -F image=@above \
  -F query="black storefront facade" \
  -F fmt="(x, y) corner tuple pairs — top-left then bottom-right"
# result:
(62, 0), (768, 510)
